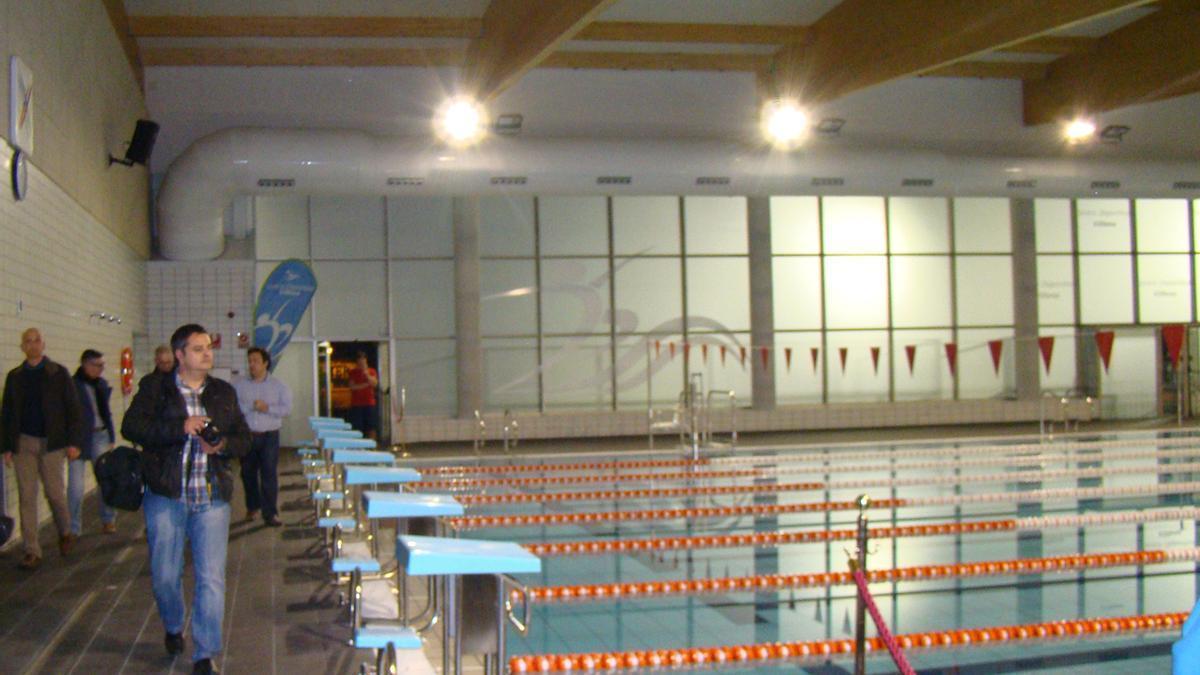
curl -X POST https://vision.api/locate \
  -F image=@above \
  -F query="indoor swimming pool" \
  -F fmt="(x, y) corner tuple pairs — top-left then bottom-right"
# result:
(404, 430), (1200, 673)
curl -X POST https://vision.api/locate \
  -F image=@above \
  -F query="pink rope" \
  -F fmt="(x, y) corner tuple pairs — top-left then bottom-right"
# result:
(852, 568), (916, 675)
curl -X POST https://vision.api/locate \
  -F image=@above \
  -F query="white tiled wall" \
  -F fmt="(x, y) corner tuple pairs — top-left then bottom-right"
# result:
(145, 261), (257, 376)
(0, 162), (146, 545)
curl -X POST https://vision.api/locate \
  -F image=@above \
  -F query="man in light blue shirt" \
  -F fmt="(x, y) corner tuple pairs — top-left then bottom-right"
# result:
(232, 347), (292, 527)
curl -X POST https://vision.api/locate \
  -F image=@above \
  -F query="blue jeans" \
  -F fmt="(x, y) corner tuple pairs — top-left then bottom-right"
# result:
(68, 429), (116, 535)
(240, 430), (280, 519)
(144, 490), (231, 661)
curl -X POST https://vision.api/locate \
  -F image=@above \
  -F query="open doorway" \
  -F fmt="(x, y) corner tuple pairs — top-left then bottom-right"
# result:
(317, 341), (390, 442)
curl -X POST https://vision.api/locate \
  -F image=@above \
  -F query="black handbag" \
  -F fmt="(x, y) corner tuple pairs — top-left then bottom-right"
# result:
(93, 445), (144, 511)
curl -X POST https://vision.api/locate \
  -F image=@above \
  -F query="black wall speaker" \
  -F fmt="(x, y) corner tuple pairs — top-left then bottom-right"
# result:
(109, 119), (159, 167)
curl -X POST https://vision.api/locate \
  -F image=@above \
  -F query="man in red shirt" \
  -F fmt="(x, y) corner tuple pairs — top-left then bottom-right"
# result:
(346, 351), (378, 440)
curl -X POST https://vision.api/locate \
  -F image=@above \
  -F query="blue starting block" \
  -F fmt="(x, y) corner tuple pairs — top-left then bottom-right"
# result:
(332, 449), (393, 465)
(396, 535), (541, 577)
(345, 466), (421, 486)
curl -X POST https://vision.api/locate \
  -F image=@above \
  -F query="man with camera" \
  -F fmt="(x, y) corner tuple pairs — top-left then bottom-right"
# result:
(122, 324), (250, 675)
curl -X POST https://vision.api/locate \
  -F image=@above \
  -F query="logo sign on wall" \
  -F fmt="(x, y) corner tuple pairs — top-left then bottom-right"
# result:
(253, 260), (317, 371)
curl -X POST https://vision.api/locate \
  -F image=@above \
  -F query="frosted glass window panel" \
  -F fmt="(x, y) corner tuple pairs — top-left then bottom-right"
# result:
(774, 333), (824, 404)
(312, 261), (387, 337)
(889, 197), (949, 253)
(310, 196), (385, 259)
(387, 196), (452, 258)
(1079, 255), (1134, 324)
(693, 334), (752, 403)
(1137, 254), (1192, 323)
(958, 329), (1014, 400)
(540, 258), (612, 335)
(1099, 329), (1156, 418)
(955, 256), (1013, 326)
(1077, 199), (1131, 252)
(953, 198), (1011, 253)
(770, 196), (820, 254)
(893, 329), (954, 401)
(1035, 199), (1073, 253)
(613, 196), (680, 255)
(684, 196), (747, 254)
(255, 195), (309, 259)
(1135, 199), (1190, 252)
(390, 260), (455, 338)
(257, 262), (312, 338)
(824, 256), (888, 328)
(772, 257), (822, 330)
(542, 336), (612, 410)
(539, 196), (608, 256)
(479, 196), (535, 257)
(482, 338), (539, 410)
(1039, 329), (1076, 393)
(826, 331), (890, 403)
(686, 257), (750, 332)
(393, 339), (456, 416)
(822, 196), (886, 254)
(890, 256), (951, 328)
(480, 260), (537, 336)
(615, 334), (684, 409)
(268, 341), (316, 446)
(613, 258), (682, 334)
(1037, 255), (1076, 325)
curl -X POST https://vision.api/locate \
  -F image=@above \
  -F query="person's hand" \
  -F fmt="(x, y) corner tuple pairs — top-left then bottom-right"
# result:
(253, 399), (269, 413)
(183, 416), (209, 436)
(199, 438), (225, 455)
(65, 446), (81, 460)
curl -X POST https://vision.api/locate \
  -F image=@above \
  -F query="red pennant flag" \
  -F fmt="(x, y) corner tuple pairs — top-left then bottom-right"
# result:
(905, 345), (916, 374)
(784, 347), (793, 372)
(1094, 331), (1115, 372)
(654, 340), (660, 358)
(988, 339), (1004, 375)
(682, 342), (691, 362)
(739, 346), (747, 367)
(720, 345), (727, 366)
(1164, 324), (1186, 368)
(944, 343), (958, 376)
(701, 343), (709, 364)
(1038, 336), (1055, 373)
(870, 346), (881, 374)
(810, 347), (819, 373)
(759, 346), (770, 370)
(838, 347), (848, 373)
(668, 341), (676, 360)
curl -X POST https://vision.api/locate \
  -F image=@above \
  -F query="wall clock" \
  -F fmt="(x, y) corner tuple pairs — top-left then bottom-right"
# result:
(10, 148), (27, 201)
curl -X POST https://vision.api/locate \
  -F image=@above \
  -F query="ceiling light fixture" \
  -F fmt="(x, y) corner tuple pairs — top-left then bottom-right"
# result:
(815, 118), (845, 136)
(493, 113), (523, 135)
(1062, 118), (1097, 144)
(434, 96), (487, 147)
(1099, 124), (1130, 144)
(761, 98), (809, 149)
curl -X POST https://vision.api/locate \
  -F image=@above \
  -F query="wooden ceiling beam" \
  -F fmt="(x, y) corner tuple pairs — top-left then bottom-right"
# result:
(923, 60), (1048, 81)
(543, 51), (767, 72)
(102, 0), (145, 91)
(141, 46), (465, 68)
(769, 0), (1152, 104)
(129, 15), (481, 38)
(1023, 3), (1200, 125)
(464, 0), (616, 100)
(998, 35), (1097, 56)
(577, 21), (807, 45)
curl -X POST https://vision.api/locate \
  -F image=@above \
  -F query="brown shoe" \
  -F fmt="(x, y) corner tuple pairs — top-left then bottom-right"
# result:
(18, 553), (41, 570)
(244, 510), (259, 523)
(59, 534), (77, 556)
(102, 522), (117, 535)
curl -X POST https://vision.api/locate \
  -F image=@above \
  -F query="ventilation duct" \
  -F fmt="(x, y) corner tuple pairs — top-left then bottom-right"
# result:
(155, 128), (1199, 260)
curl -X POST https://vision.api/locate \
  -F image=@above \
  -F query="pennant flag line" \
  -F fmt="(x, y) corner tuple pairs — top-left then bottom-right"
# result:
(988, 339), (1004, 375)
(1038, 336), (1055, 373)
(720, 345), (727, 366)
(838, 347), (848, 373)
(811, 347), (820, 373)
(944, 343), (958, 376)
(683, 342), (691, 362)
(701, 343), (709, 364)
(654, 340), (661, 359)
(1095, 331), (1115, 372)
(784, 347), (793, 372)
(870, 346), (881, 374)
(759, 346), (770, 370)
(669, 341), (676, 360)
(739, 346), (747, 367)
(905, 345), (916, 374)
(1163, 324), (1185, 368)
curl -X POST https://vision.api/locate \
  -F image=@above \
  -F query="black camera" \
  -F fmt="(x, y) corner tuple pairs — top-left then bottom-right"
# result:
(198, 420), (223, 446)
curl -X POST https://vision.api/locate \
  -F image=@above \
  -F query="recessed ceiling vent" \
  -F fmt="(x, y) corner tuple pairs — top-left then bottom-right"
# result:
(596, 176), (632, 185)
(695, 176), (731, 186)
(387, 176), (425, 186)
(490, 176), (528, 185)
(1172, 181), (1200, 191)
(901, 178), (934, 187)
(1006, 179), (1036, 189)
(811, 177), (845, 187)
(1090, 180), (1120, 190)
(256, 178), (295, 188)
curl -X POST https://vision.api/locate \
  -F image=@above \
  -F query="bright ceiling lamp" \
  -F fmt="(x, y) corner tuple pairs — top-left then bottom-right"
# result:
(1062, 118), (1097, 144)
(761, 98), (809, 149)
(434, 96), (487, 147)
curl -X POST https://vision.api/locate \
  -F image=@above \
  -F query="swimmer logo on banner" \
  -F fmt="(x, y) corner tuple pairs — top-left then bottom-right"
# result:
(253, 259), (318, 371)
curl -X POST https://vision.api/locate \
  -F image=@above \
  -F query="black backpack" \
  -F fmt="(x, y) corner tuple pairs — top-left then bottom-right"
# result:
(94, 445), (144, 511)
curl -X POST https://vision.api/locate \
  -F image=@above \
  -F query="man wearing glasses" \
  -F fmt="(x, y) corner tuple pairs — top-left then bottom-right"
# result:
(69, 349), (117, 535)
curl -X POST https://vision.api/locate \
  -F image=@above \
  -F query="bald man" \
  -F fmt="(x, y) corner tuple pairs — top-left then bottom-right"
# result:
(1, 328), (84, 570)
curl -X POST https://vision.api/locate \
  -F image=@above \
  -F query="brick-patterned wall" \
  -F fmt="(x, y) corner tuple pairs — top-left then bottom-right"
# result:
(145, 261), (256, 377)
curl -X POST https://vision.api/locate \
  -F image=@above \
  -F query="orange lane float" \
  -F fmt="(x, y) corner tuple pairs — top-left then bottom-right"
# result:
(413, 468), (762, 490)
(507, 611), (1188, 672)
(516, 549), (1186, 603)
(420, 457), (710, 476)
(457, 481), (827, 506)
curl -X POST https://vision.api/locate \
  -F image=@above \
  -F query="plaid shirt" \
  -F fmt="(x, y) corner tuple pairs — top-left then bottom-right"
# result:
(176, 373), (210, 505)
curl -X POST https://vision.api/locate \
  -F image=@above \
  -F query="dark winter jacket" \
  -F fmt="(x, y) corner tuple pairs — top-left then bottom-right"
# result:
(121, 370), (250, 502)
(74, 369), (116, 444)
(1, 358), (84, 454)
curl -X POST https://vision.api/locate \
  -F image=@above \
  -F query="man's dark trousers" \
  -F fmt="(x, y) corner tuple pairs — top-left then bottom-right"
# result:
(240, 431), (279, 520)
